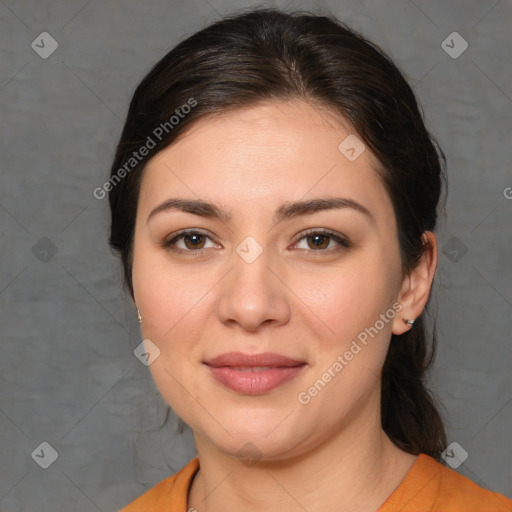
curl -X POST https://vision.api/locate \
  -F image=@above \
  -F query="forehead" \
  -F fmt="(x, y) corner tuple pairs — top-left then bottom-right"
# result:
(138, 100), (394, 223)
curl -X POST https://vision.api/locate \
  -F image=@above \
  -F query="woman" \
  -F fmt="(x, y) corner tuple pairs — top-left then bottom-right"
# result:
(108, 8), (512, 512)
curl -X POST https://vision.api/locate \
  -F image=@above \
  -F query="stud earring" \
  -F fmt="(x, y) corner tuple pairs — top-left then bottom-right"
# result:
(137, 309), (142, 324)
(402, 318), (415, 326)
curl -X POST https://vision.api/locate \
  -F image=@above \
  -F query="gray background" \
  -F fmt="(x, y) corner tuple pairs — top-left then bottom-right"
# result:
(1, 0), (511, 510)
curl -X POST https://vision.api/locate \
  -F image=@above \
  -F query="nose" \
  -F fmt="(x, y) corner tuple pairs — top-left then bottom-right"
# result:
(215, 243), (291, 332)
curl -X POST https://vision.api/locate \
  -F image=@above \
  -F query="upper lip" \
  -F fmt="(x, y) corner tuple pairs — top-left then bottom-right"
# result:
(204, 352), (305, 368)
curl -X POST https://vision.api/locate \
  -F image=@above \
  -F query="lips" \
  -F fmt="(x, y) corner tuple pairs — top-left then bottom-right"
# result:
(204, 352), (307, 395)
(205, 351), (305, 368)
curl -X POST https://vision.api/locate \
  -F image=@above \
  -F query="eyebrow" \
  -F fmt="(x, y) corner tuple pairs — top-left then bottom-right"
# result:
(146, 197), (375, 225)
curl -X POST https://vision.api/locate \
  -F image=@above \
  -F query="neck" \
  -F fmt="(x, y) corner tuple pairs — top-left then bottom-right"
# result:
(187, 393), (417, 512)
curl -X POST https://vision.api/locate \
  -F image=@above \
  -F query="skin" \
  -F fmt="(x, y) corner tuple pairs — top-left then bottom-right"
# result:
(131, 100), (438, 512)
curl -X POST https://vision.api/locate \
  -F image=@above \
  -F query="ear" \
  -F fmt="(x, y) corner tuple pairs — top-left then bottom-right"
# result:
(392, 231), (438, 335)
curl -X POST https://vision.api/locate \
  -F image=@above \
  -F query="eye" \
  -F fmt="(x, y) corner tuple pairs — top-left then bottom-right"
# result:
(162, 229), (219, 253)
(161, 228), (350, 255)
(292, 229), (351, 253)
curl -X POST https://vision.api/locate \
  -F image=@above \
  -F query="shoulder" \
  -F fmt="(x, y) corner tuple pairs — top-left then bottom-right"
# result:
(119, 457), (200, 511)
(380, 453), (512, 512)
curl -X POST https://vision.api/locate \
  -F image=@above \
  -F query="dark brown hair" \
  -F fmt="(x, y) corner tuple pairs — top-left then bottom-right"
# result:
(108, 8), (447, 459)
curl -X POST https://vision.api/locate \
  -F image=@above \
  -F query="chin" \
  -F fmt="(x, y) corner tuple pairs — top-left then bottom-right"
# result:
(215, 434), (299, 464)
(191, 412), (313, 462)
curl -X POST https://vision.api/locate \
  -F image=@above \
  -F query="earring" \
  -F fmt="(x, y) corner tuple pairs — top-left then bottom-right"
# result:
(402, 318), (415, 326)
(137, 309), (142, 324)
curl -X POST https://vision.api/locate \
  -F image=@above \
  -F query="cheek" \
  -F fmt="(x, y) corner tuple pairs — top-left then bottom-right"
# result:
(132, 244), (212, 339)
(290, 254), (398, 347)
(291, 261), (397, 421)
(131, 245), (217, 403)
(132, 250), (209, 423)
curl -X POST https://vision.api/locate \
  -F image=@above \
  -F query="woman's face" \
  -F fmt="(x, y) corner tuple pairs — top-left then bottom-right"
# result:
(132, 100), (408, 461)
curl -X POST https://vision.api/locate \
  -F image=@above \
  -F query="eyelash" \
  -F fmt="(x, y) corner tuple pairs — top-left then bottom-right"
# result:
(161, 228), (351, 256)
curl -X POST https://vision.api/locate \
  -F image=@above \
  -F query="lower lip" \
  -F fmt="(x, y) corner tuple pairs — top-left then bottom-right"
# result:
(206, 365), (306, 394)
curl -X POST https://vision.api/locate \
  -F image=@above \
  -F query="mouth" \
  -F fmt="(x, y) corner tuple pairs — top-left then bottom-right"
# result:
(228, 366), (289, 372)
(204, 352), (307, 395)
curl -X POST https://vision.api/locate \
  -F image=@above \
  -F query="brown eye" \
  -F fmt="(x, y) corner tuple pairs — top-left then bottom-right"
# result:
(294, 229), (351, 253)
(183, 233), (206, 250)
(306, 233), (330, 250)
(162, 230), (217, 253)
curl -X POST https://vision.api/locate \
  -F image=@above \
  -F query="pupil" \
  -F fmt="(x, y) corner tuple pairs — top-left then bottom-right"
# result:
(185, 234), (205, 249)
(310, 234), (327, 249)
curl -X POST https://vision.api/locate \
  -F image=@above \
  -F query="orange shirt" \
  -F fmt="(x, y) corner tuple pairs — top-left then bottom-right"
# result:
(119, 454), (512, 511)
